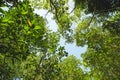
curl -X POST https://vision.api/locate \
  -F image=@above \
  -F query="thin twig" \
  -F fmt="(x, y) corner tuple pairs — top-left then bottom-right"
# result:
(44, 10), (50, 18)
(86, 10), (95, 28)
(70, 6), (76, 14)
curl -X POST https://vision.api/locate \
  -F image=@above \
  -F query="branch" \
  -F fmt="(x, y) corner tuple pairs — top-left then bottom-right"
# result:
(44, 10), (50, 18)
(86, 10), (95, 28)
(94, 7), (120, 14)
(70, 6), (76, 13)
(49, 0), (60, 23)
(32, 51), (46, 80)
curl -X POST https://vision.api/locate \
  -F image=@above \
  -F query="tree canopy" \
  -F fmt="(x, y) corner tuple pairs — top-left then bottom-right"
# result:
(0, 0), (120, 80)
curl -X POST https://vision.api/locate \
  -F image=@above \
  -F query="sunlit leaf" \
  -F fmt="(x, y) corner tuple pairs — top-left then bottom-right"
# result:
(34, 26), (41, 30)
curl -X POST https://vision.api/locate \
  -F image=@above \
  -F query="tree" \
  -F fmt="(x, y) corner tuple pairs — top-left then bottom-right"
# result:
(74, 7), (120, 80)
(29, 0), (120, 79)
(0, 0), (68, 79)
(58, 55), (84, 80)
(0, 0), (120, 80)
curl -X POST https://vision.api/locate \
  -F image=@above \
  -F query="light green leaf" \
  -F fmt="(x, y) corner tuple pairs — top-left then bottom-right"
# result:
(21, 10), (28, 15)
(24, 25), (29, 30)
(34, 26), (41, 30)
(2, 18), (10, 22)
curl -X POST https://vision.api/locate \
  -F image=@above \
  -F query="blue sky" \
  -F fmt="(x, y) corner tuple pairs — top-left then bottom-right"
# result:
(60, 38), (87, 58)
(34, 9), (87, 58)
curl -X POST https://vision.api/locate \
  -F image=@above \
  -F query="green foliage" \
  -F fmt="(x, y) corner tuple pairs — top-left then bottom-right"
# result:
(0, 0), (68, 79)
(58, 55), (84, 80)
(0, 0), (120, 80)
(76, 17), (120, 79)
(103, 13), (120, 35)
(88, 0), (120, 13)
(0, 0), (46, 59)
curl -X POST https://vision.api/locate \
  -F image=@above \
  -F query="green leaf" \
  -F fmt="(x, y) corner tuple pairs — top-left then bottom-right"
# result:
(0, 8), (5, 13)
(27, 31), (31, 35)
(2, 18), (10, 22)
(24, 25), (29, 30)
(21, 10), (28, 15)
(34, 26), (41, 30)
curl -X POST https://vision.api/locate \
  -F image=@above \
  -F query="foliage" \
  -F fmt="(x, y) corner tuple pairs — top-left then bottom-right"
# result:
(0, 0), (120, 80)
(0, 0), (68, 80)
(76, 14), (120, 79)
(58, 55), (84, 80)
(88, 0), (120, 13)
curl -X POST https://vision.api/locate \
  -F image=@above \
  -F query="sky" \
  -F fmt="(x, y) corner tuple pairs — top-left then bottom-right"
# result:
(34, 8), (87, 58)
(33, 0), (88, 58)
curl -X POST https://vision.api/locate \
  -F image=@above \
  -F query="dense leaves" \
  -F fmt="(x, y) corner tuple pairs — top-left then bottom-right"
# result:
(58, 55), (84, 80)
(0, 0), (120, 80)
(88, 0), (120, 12)
(0, 0), (68, 79)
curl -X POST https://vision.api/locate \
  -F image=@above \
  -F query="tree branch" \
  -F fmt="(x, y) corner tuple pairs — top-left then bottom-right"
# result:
(86, 10), (95, 28)
(49, 0), (60, 23)
(32, 51), (46, 80)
